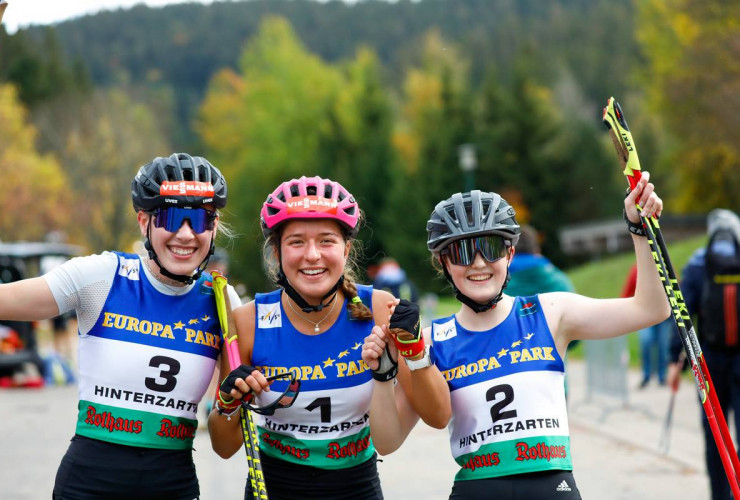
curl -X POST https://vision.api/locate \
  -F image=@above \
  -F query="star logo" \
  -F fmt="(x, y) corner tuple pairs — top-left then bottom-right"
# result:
(497, 348), (509, 358)
(352, 342), (362, 350)
(202, 315), (211, 322)
(338, 350), (349, 358)
(511, 340), (522, 348)
(173, 321), (184, 329)
(188, 318), (199, 325)
(525, 333), (534, 340)
(323, 357), (335, 368)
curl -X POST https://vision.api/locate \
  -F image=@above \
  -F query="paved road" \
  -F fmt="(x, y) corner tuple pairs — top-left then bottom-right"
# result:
(0, 360), (712, 499)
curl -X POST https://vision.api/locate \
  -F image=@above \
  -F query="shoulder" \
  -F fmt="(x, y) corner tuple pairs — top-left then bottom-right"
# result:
(371, 288), (395, 323)
(234, 300), (257, 324)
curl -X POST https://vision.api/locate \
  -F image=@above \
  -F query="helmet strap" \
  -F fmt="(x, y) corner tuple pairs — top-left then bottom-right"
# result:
(441, 261), (510, 314)
(144, 221), (214, 286)
(277, 265), (345, 313)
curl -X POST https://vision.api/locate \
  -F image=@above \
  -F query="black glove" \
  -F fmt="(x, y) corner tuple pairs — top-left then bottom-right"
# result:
(220, 365), (258, 395)
(389, 299), (421, 341)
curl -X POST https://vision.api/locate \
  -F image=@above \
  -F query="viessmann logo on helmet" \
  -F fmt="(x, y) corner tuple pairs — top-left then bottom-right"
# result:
(160, 181), (215, 197)
(286, 196), (338, 214)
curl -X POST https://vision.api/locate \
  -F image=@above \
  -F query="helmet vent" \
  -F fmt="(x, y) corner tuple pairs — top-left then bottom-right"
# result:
(323, 185), (333, 198)
(481, 199), (492, 221)
(307, 186), (317, 196)
(290, 184), (300, 197)
(276, 191), (285, 202)
(445, 206), (458, 225)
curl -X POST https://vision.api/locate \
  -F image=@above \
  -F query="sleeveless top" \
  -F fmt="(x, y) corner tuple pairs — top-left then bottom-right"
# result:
(75, 252), (221, 449)
(251, 285), (376, 469)
(430, 295), (572, 481)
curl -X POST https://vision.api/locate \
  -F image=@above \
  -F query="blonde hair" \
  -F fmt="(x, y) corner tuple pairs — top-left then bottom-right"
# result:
(262, 222), (372, 321)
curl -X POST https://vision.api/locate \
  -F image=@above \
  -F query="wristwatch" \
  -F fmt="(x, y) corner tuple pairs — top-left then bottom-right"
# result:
(405, 346), (432, 371)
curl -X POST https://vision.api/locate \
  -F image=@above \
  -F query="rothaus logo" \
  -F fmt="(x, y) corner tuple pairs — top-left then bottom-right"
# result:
(160, 181), (215, 197)
(286, 196), (338, 214)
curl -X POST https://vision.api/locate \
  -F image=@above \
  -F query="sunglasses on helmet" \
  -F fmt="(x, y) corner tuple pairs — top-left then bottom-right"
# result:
(244, 372), (301, 416)
(152, 207), (217, 234)
(441, 235), (510, 266)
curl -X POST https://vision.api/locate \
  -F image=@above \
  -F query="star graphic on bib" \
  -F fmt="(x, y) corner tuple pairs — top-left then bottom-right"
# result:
(511, 340), (522, 348)
(352, 342), (362, 350)
(202, 315), (211, 322)
(188, 318), (199, 325)
(338, 350), (349, 358)
(323, 356), (335, 368)
(525, 333), (534, 340)
(497, 348), (509, 358)
(173, 321), (185, 329)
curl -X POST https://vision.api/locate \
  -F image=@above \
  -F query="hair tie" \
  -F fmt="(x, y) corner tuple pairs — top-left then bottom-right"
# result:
(351, 296), (362, 305)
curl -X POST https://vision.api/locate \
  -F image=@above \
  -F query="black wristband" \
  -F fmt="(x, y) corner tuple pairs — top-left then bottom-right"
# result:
(372, 349), (398, 382)
(623, 209), (646, 237)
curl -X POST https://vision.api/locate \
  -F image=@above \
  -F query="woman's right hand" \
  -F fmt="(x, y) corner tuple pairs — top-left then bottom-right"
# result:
(218, 365), (271, 402)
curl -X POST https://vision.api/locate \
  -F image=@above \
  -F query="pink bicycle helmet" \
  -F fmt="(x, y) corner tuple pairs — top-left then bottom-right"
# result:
(261, 176), (360, 238)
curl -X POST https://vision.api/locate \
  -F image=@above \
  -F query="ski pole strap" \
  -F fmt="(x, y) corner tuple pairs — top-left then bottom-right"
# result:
(372, 348), (398, 382)
(623, 209), (647, 237)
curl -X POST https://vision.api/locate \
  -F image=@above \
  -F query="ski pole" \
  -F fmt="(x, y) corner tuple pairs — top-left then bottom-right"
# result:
(659, 350), (685, 454)
(213, 272), (268, 500)
(0, 2), (7, 24)
(603, 97), (740, 497)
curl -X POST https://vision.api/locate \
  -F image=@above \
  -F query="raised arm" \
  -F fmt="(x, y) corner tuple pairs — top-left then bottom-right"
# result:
(543, 172), (671, 353)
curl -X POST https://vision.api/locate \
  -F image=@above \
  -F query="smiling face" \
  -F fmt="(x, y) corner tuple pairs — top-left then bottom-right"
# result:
(279, 219), (349, 302)
(442, 246), (514, 303)
(138, 209), (217, 280)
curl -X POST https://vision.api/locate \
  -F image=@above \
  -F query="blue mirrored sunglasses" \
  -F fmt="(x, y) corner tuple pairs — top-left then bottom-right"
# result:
(441, 235), (509, 266)
(152, 207), (217, 234)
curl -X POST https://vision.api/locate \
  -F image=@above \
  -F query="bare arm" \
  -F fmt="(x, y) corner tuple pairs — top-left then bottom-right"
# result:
(208, 301), (270, 458)
(0, 277), (60, 321)
(542, 172), (671, 354)
(400, 328), (451, 429)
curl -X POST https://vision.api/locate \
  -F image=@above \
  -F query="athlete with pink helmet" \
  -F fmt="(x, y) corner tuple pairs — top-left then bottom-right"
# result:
(208, 176), (428, 499)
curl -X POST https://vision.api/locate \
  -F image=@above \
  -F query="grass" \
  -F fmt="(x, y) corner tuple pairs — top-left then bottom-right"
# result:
(432, 234), (707, 366)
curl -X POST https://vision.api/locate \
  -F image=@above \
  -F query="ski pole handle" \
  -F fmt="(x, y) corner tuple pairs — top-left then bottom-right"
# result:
(602, 97), (643, 190)
(212, 271), (241, 370)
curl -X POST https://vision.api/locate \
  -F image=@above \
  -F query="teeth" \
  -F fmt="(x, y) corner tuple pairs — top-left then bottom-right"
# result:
(301, 269), (325, 275)
(171, 247), (195, 256)
(469, 275), (491, 281)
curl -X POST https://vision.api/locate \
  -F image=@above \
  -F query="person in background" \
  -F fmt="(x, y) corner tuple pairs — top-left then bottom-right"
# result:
(372, 257), (420, 303)
(667, 208), (740, 500)
(622, 262), (672, 388)
(507, 225), (574, 296)
(0, 152), (239, 498)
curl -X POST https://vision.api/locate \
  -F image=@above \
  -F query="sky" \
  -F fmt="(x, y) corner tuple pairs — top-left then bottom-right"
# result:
(2, 0), (216, 34)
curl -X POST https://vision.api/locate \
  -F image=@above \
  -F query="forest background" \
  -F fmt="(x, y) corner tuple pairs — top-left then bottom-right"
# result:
(1, 0), (738, 294)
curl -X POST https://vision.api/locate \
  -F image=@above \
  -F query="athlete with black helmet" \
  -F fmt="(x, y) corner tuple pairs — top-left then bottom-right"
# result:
(362, 174), (670, 499)
(0, 153), (239, 498)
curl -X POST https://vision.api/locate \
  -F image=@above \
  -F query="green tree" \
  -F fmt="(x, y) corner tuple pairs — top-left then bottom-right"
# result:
(198, 16), (344, 291)
(0, 84), (70, 241)
(636, 0), (740, 212)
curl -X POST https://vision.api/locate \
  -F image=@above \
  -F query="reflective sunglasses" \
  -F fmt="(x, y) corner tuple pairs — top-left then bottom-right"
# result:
(245, 372), (301, 416)
(441, 235), (509, 266)
(152, 207), (217, 234)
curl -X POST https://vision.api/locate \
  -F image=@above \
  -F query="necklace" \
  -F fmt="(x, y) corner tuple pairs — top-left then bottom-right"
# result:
(144, 257), (189, 294)
(284, 293), (339, 333)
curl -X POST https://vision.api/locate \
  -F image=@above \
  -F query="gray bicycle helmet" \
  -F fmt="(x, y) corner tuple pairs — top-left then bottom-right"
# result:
(427, 190), (520, 253)
(132, 153), (227, 212)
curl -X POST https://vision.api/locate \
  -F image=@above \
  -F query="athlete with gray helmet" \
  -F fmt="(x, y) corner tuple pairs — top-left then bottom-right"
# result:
(0, 153), (239, 498)
(363, 176), (669, 499)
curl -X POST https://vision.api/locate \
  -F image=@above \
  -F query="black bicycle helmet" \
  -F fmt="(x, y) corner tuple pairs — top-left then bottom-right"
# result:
(427, 191), (521, 313)
(132, 153), (227, 212)
(427, 191), (520, 253)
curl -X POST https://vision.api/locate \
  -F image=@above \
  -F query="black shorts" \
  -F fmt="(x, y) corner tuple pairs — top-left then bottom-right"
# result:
(245, 451), (383, 500)
(449, 470), (581, 500)
(53, 435), (199, 500)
